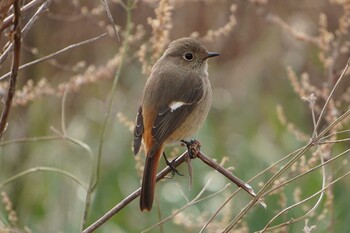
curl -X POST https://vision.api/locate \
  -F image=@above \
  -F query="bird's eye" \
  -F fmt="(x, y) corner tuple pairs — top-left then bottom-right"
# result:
(183, 53), (194, 61)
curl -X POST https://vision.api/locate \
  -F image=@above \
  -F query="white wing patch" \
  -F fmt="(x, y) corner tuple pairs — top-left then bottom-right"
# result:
(169, 101), (191, 112)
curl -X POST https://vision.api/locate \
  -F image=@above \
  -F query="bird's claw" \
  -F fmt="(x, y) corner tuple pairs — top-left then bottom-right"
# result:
(181, 139), (201, 158)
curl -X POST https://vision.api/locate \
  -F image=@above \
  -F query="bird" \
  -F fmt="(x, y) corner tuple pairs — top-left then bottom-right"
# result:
(133, 37), (219, 211)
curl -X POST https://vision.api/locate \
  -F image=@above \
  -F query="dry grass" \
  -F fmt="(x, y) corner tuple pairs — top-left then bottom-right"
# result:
(0, 0), (349, 232)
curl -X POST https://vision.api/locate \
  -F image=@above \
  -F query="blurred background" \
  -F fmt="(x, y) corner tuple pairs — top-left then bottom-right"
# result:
(0, 0), (349, 232)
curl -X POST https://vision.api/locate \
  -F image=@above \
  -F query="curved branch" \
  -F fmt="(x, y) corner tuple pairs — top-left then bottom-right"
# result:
(0, 33), (107, 82)
(0, 0), (52, 64)
(83, 147), (262, 233)
(0, 0), (45, 33)
(0, 0), (21, 138)
(0, 166), (88, 190)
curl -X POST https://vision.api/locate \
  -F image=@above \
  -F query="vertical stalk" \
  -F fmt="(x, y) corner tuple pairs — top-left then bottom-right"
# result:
(0, 0), (21, 138)
(81, 0), (134, 229)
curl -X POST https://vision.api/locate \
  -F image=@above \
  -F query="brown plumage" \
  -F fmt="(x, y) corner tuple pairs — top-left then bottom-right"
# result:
(133, 37), (219, 211)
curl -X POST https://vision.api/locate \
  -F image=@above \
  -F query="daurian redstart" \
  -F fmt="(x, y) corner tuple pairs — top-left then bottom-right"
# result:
(133, 37), (219, 211)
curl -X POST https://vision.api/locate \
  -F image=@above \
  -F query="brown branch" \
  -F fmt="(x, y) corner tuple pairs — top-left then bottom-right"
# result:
(82, 152), (187, 233)
(0, 0), (13, 18)
(197, 152), (257, 199)
(83, 144), (263, 233)
(0, 33), (107, 81)
(0, 0), (52, 64)
(312, 57), (350, 137)
(100, 0), (120, 41)
(0, 0), (45, 33)
(0, 0), (21, 138)
(222, 57), (350, 232)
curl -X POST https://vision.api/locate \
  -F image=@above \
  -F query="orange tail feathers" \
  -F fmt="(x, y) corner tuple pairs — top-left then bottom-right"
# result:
(140, 148), (163, 211)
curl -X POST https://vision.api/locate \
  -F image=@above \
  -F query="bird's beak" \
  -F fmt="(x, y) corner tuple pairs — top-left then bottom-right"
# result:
(205, 52), (220, 59)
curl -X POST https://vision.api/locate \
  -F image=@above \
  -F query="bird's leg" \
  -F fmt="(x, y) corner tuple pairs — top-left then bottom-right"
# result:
(180, 139), (201, 158)
(180, 139), (201, 189)
(163, 152), (183, 176)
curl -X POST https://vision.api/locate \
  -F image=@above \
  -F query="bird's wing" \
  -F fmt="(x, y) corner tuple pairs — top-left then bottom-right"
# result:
(133, 106), (144, 155)
(149, 75), (204, 157)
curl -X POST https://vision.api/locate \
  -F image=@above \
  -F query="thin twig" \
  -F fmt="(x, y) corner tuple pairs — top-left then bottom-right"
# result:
(257, 169), (350, 232)
(316, 108), (350, 142)
(0, 0), (45, 32)
(93, 0), (132, 190)
(222, 58), (350, 232)
(312, 57), (350, 137)
(51, 88), (96, 232)
(317, 138), (350, 144)
(82, 0), (134, 228)
(308, 94), (317, 129)
(198, 152), (254, 196)
(0, 0), (21, 138)
(83, 144), (263, 233)
(198, 152), (266, 207)
(0, 33), (107, 81)
(223, 141), (310, 231)
(200, 188), (242, 233)
(223, 109), (350, 232)
(266, 147), (350, 195)
(100, 0), (120, 41)
(82, 152), (188, 233)
(176, 182), (190, 203)
(61, 87), (68, 135)
(142, 178), (214, 233)
(146, 158), (230, 233)
(259, 147), (327, 232)
(0, 0), (52, 64)
(0, 135), (61, 146)
(186, 154), (193, 189)
(142, 179), (230, 233)
(0, 166), (88, 190)
(0, 0), (13, 25)
(319, 128), (350, 141)
(222, 111), (349, 232)
(200, 147), (305, 232)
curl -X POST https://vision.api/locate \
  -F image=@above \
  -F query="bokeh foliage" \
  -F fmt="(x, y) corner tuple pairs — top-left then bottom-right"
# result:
(1, 0), (350, 232)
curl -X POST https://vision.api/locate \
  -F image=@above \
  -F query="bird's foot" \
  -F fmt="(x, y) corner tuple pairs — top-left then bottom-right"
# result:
(163, 152), (183, 176)
(181, 139), (201, 159)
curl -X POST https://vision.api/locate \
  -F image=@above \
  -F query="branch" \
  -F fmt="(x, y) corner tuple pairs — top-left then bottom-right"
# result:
(259, 148), (327, 232)
(82, 153), (187, 233)
(0, 0), (45, 33)
(199, 147), (306, 232)
(142, 178), (230, 233)
(0, 0), (13, 21)
(100, 0), (120, 41)
(258, 169), (350, 232)
(83, 147), (263, 233)
(81, 0), (133, 228)
(265, 147), (350, 196)
(0, 33), (107, 81)
(222, 57), (350, 232)
(0, 0), (52, 64)
(0, 0), (21, 138)
(0, 166), (88, 190)
(198, 152), (261, 201)
(312, 57), (350, 137)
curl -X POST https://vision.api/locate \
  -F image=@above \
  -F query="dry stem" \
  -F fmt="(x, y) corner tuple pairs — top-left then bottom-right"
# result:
(0, 0), (21, 138)
(83, 148), (261, 233)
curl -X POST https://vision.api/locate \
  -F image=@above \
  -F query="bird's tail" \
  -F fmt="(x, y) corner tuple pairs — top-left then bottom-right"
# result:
(140, 148), (163, 211)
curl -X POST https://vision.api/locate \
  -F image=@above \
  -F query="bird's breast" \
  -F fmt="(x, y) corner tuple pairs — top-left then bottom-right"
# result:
(166, 79), (212, 143)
